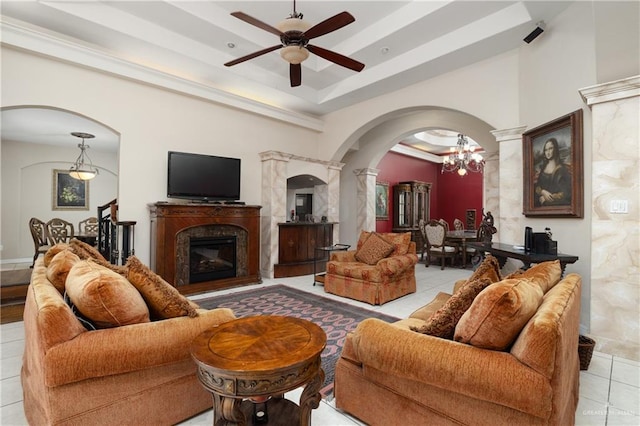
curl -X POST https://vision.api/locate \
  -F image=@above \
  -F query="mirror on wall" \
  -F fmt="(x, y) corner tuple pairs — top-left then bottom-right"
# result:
(0, 106), (120, 262)
(286, 174), (327, 222)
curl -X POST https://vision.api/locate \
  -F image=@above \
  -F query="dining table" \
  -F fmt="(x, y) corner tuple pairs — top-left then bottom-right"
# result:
(445, 230), (478, 268)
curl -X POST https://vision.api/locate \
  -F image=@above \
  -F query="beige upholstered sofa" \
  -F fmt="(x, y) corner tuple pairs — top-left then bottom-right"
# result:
(21, 241), (236, 425)
(324, 231), (418, 305)
(334, 258), (581, 425)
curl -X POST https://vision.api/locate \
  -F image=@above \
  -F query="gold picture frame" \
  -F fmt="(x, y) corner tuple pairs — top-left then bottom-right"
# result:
(52, 169), (89, 211)
(522, 109), (583, 218)
(376, 182), (389, 220)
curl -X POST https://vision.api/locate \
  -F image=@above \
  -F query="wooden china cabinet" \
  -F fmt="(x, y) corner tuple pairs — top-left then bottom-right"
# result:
(392, 180), (431, 255)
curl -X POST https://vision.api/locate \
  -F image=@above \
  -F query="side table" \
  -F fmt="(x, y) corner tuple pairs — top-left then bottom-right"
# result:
(313, 244), (350, 286)
(190, 316), (327, 426)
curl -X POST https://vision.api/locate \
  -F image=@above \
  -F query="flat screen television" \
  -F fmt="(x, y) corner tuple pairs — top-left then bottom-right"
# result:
(167, 151), (241, 202)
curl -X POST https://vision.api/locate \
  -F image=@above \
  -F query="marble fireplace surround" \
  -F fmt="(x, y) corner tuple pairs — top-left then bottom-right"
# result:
(176, 225), (248, 286)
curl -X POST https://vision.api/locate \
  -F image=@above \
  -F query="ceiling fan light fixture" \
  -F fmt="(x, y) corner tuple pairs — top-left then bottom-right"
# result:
(226, 4), (363, 86)
(280, 45), (309, 64)
(276, 17), (311, 34)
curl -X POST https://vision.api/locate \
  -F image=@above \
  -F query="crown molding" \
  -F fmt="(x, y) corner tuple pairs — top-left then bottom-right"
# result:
(490, 126), (527, 142)
(391, 143), (443, 163)
(579, 75), (640, 106)
(1, 17), (324, 132)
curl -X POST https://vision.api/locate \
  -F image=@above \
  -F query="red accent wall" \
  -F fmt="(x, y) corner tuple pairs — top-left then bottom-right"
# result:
(375, 151), (483, 232)
(436, 168), (484, 230)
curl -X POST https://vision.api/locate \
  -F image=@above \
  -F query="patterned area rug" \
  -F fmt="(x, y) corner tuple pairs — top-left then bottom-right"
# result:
(196, 285), (399, 399)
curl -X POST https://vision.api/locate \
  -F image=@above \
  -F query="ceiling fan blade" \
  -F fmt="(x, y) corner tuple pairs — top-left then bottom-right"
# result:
(303, 11), (355, 40)
(307, 45), (365, 72)
(290, 63), (302, 87)
(230, 11), (284, 37)
(224, 45), (282, 67)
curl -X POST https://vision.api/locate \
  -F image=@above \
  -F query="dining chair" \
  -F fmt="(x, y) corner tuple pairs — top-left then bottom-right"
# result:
(438, 218), (450, 232)
(424, 220), (457, 270)
(46, 218), (74, 245)
(78, 217), (99, 234)
(418, 218), (428, 261)
(29, 217), (51, 267)
(453, 218), (464, 231)
(459, 228), (483, 267)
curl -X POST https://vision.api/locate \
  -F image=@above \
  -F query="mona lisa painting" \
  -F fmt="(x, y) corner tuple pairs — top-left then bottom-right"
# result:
(523, 109), (583, 218)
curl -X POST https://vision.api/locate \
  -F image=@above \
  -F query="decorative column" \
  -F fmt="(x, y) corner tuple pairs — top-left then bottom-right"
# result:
(260, 151), (291, 279)
(353, 168), (379, 236)
(260, 151), (344, 278)
(579, 76), (639, 361)
(327, 164), (343, 243)
(481, 149), (500, 235)
(491, 127), (527, 248)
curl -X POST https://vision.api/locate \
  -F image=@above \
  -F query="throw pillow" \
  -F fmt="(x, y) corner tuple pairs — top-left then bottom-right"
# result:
(454, 278), (544, 350)
(125, 256), (199, 319)
(411, 278), (493, 339)
(514, 260), (562, 293)
(69, 239), (128, 276)
(355, 232), (395, 265)
(44, 243), (70, 267)
(46, 249), (81, 293)
(503, 269), (526, 280)
(69, 238), (107, 261)
(358, 232), (412, 256)
(380, 232), (412, 256)
(356, 231), (372, 250)
(65, 260), (150, 328)
(466, 254), (502, 284)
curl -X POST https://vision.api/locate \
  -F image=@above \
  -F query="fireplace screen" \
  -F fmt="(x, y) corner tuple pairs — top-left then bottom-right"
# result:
(189, 236), (237, 283)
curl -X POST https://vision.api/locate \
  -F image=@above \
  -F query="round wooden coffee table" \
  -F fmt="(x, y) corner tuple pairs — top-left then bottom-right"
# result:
(191, 315), (326, 426)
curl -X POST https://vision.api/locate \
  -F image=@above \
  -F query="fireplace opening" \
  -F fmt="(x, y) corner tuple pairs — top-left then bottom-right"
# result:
(189, 236), (237, 283)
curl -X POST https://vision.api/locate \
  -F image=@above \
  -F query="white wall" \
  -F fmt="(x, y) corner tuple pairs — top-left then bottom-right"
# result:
(1, 139), (118, 261)
(516, 0), (597, 328)
(1, 46), (321, 264)
(318, 50), (520, 164)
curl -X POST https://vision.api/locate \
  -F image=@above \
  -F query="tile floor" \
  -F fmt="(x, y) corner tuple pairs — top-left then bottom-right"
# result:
(1, 262), (638, 425)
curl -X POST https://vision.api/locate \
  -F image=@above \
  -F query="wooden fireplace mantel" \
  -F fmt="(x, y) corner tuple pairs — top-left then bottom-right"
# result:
(149, 202), (262, 294)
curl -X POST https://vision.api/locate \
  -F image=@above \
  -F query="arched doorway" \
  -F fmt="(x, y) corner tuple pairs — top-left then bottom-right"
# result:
(331, 106), (498, 246)
(0, 106), (120, 262)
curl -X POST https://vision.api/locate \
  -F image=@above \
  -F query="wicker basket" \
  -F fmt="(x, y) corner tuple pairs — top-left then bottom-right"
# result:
(578, 335), (596, 371)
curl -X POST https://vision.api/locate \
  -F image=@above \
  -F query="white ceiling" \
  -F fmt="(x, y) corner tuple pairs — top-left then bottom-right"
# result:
(0, 0), (573, 153)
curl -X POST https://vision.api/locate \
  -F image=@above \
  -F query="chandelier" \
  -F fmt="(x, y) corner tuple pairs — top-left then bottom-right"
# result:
(441, 134), (484, 176)
(69, 132), (99, 180)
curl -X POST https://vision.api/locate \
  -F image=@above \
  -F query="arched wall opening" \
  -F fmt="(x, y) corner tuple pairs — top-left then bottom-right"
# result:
(1, 105), (120, 262)
(333, 106), (497, 246)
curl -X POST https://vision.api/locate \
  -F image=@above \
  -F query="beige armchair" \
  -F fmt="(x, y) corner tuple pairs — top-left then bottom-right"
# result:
(324, 231), (418, 305)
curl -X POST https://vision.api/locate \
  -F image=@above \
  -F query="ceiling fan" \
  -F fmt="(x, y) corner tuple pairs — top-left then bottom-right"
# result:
(224, 0), (365, 87)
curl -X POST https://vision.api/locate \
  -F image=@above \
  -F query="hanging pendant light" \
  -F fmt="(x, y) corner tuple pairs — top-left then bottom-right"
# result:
(69, 132), (99, 180)
(441, 134), (484, 176)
